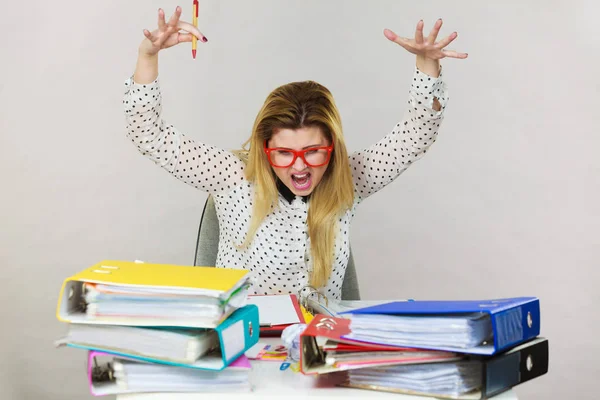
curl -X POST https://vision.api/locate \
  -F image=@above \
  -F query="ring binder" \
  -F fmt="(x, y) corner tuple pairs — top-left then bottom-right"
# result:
(341, 297), (540, 355)
(91, 356), (115, 384)
(341, 338), (549, 399)
(298, 285), (328, 314)
(56, 260), (252, 328)
(86, 350), (252, 396)
(299, 315), (461, 375)
(62, 305), (260, 372)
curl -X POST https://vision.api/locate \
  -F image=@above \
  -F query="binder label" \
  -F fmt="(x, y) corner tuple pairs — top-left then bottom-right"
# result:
(221, 320), (245, 362)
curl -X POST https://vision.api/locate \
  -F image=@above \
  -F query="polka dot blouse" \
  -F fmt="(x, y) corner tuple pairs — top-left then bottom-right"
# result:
(123, 66), (448, 300)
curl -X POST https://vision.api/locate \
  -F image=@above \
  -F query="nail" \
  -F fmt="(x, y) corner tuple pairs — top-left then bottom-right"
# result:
(202, 37), (208, 42)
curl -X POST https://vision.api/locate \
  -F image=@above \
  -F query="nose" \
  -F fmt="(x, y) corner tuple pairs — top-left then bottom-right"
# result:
(292, 154), (307, 171)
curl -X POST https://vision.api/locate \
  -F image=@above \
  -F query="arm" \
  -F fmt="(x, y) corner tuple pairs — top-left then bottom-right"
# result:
(351, 19), (467, 201)
(125, 6), (245, 195)
(351, 65), (447, 200)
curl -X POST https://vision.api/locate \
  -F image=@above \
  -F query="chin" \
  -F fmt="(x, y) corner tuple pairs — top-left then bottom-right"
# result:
(291, 186), (314, 196)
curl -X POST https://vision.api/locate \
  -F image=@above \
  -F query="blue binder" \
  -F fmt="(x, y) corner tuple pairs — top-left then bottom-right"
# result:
(64, 305), (259, 371)
(340, 297), (540, 355)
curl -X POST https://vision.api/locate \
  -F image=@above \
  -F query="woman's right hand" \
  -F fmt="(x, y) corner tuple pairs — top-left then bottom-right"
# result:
(139, 6), (207, 57)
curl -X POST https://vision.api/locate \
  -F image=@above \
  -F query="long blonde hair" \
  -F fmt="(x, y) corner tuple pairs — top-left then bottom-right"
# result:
(234, 80), (354, 288)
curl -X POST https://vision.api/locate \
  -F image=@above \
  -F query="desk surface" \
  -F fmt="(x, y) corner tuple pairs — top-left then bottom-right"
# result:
(117, 338), (518, 400)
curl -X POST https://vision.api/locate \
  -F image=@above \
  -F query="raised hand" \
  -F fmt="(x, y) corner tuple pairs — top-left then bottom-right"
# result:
(139, 6), (206, 57)
(384, 19), (468, 60)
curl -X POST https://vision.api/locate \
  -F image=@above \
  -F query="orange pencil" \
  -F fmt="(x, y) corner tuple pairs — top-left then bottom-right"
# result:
(192, 0), (199, 58)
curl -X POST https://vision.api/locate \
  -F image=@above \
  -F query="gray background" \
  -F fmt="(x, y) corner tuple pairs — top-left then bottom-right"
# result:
(1, 0), (598, 399)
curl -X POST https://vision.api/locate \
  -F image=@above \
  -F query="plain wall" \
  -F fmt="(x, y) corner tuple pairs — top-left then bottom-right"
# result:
(1, 0), (598, 399)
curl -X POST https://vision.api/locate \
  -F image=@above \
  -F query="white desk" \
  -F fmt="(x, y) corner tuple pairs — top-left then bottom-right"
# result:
(117, 339), (518, 400)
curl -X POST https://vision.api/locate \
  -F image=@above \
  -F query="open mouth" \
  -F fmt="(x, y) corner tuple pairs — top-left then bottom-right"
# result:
(291, 172), (312, 191)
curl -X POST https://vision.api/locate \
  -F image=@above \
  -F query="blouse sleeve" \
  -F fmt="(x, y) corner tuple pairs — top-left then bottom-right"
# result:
(350, 66), (448, 201)
(123, 76), (245, 195)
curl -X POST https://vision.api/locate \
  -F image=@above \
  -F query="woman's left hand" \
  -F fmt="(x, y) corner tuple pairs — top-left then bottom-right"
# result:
(384, 19), (468, 61)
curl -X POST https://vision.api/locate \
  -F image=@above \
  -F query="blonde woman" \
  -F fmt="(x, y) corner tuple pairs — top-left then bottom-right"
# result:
(124, 6), (467, 300)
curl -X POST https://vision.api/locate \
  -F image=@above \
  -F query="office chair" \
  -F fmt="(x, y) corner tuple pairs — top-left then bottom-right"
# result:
(193, 195), (361, 300)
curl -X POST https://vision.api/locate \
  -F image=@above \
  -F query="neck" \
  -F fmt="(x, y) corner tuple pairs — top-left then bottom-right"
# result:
(276, 178), (309, 204)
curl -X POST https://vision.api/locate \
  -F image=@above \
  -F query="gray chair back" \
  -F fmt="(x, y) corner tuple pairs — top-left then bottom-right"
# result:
(194, 195), (360, 300)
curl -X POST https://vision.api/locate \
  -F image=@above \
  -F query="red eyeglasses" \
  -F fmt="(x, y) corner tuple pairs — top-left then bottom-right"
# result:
(263, 141), (334, 168)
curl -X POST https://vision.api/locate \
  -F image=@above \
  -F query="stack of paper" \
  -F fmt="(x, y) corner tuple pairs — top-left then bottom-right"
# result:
(58, 324), (219, 364)
(247, 294), (306, 335)
(57, 260), (251, 328)
(322, 340), (460, 370)
(300, 297), (549, 398)
(344, 312), (493, 350)
(89, 351), (252, 396)
(347, 361), (482, 397)
(305, 299), (397, 318)
(55, 260), (260, 396)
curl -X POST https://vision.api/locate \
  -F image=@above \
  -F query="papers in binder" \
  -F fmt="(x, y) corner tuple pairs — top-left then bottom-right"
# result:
(305, 299), (402, 318)
(297, 285), (401, 318)
(56, 260), (252, 328)
(344, 312), (492, 350)
(347, 361), (482, 398)
(89, 351), (251, 396)
(58, 305), (260, 372)
(57, 324), (219, 364)
(300, 315), (461, 375)
(342, 337), (550, 399)
(340, 297), (541, 355)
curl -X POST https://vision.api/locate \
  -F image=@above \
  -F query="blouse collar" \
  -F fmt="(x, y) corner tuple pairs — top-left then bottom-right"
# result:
(276, 178), (309, 204)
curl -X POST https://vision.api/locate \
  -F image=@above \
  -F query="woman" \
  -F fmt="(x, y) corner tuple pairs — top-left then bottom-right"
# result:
(124, 6), (467, 300)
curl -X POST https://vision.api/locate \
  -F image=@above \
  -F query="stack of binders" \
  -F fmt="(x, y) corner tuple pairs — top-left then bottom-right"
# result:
(300, 297), (549, 399)
(54, 260), (260, 396)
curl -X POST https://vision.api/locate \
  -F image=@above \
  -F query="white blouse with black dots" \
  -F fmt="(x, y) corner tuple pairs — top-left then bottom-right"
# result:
(123, 66), (448, 300)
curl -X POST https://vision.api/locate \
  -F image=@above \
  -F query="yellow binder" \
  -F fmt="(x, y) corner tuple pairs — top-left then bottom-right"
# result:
(56, 260), (251, 328)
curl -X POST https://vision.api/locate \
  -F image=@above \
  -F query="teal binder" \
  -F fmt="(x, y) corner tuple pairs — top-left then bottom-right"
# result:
(65, 305), (259, 371)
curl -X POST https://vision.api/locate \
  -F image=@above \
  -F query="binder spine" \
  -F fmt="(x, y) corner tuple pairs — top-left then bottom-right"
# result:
(493, 307), (524, 350)
(483, 338), (549, 398)
(492, 299), (540, 352)
(215, 304), (259, 364)
(483, 349), (521, 397)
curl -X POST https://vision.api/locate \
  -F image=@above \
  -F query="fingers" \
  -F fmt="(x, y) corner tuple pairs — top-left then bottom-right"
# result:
(415, 20), (424, 44)
(143, 29), (154, 41)
(428, 19), (443, 44)
(436, 31), (458, 49)
(442, 49), (468, 59)
(383, 29), (413, 51)
(177, 33), (194, 43)
(157, 8), (166, 30)
(383, 28), (398, 42)
(167, 6), (182, 29)
(178, 20), (207, 42)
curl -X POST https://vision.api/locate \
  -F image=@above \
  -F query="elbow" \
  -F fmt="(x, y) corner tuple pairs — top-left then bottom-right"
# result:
(432, 97), (441, 112)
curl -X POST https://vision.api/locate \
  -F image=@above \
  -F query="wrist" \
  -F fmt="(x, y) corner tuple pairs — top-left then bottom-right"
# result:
(416, 56), (440, 78)
(138, 40), (159, 59)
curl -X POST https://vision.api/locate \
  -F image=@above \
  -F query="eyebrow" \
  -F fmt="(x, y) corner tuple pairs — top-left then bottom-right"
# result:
(273, 144), (324, 150)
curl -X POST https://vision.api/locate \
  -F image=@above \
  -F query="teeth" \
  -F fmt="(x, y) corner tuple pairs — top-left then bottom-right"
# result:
(292, 173), (310, 178)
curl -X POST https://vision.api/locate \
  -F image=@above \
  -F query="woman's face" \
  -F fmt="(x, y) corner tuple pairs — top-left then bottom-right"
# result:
(266, 126), (331, 197)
